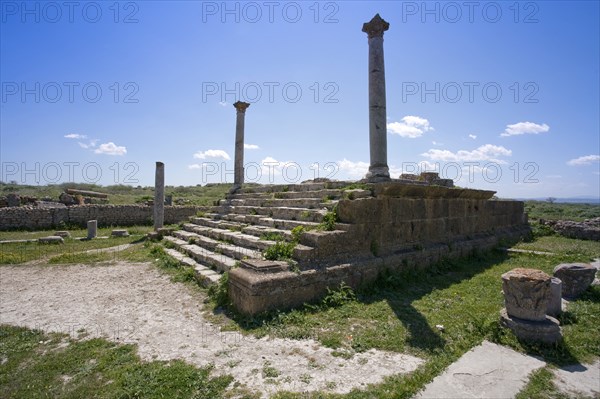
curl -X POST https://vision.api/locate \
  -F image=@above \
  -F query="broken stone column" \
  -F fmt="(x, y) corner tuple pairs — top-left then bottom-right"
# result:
(553, 263), (597, 299)
(233, 101), (250, 191)
(362, 14), (390, 181)
(87, 220), (97, 239)
(547, 277), (563, 317)
(154, 161), (165, 231)
(500, 268), (561, 343)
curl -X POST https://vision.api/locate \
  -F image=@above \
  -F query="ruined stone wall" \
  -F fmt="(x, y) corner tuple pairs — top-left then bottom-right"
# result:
(0, 205), (204, 230)
(302, 197), (527, 265)
(338, 197), (526, 256)
(230, 189), (530, 315)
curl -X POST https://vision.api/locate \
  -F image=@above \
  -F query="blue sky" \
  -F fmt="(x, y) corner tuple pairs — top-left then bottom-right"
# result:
(1, 0), (599, 199)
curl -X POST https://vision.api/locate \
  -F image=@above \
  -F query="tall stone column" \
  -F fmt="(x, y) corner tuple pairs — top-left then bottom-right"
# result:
(154, 161), (165, 230)
(363, 14), (390, 181)
(233, 101), (250, 190)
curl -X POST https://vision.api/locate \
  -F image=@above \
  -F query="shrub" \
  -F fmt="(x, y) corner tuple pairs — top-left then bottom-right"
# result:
(264, 241), (295, 261)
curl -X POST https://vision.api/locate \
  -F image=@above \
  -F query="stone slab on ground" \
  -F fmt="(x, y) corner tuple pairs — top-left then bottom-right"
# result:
(38, 236), (64, 244)
(416, 340), (546, 399)
(553, 359), (600, 398)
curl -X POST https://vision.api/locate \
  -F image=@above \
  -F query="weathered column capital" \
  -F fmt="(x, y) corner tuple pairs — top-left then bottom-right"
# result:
(362, 14), (389, 39)
(233, 101), (250, 113)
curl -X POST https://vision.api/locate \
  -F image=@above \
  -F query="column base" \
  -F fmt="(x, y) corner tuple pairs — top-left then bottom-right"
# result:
(364, 166), (390, 182)
(229, 184), (241, 194)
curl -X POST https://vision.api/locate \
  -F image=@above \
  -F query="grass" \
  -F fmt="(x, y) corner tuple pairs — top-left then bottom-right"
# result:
(0, 325), (234, 399)
(0, 226), (154, 241)
(0, 182), (230, 206)
(515, 367), (571, 399)
(263, 241), (295, 261)
(319, 207), (338, 231)
(1, 217), (598, 397)
(525, 200), (600, 222)
(209, 239), (600, 398)
(260, 232), (285, 242)
(0, 226), (158, 264)
(514, 235), (600, 259)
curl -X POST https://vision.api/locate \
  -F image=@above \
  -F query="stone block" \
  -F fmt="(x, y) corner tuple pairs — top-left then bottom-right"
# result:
(241, 259), (289, 273)
(111, 229), (129, 237)
(432, 178), (454, 188)
(547, 277), (563, 317)
(502, 268), (551, 321)
(419, 172), (440, 183)
(38, 236), (64, 244)
(500, 308), (561, 344)
(553, 263), (597, 298)
(54, 231), (71, 238)
(87, 220), (97, 239)
(6, 193), (20, 207)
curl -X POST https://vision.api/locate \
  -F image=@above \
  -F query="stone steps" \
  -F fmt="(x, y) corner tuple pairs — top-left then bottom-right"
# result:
(162, 247), (221, 286)
(241, 225), (293, 241)
(227, 188), (372, 200)
(234, 182), (349, 195)
(253, 217), (323, 230)
(189, 216), (246, 231)
(162, 183), (359, 278)
(222, 197), (330, 209)
(165, 235), (248, 272)
(181, 228), (263, 260)
(214, 205), (328, 223)
(182, 223), (278, 251)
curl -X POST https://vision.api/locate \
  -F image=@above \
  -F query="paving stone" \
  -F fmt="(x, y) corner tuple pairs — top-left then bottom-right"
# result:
(553, 359), (600, 398)
(416, 340), (546, 398)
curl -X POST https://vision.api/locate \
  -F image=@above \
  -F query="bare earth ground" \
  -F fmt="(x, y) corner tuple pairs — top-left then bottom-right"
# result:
(0, 262), (423, 397)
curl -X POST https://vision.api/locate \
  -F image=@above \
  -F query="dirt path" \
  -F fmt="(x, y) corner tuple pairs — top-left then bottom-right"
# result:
(0, 262), (422, 397)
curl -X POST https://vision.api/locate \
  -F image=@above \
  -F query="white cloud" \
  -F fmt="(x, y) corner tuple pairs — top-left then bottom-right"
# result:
(500, 122), (549, 137)
(421, 144), (512, 163)
(387, 115), (433, 138)
(432, 141), (443, 146)
(94, 142), (127, 156)
(567, 154), (600, 166)
(336, 160), (438, 179)
(546, 175), (562, 179)
(259, 156), (289, 176)
(193, 149), (231, 160)
(337, 159), (369, 178)
(219, 101), (228, 107)
(244, 144), (260, 150)
(188, 164), (202, 170)
(78, 139), (98, 149)
(64, 133), (86, 139)
(468, 134), (477, 140)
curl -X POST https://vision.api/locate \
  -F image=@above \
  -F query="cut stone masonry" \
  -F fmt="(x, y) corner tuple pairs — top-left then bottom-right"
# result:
(163, 180), (530, 314)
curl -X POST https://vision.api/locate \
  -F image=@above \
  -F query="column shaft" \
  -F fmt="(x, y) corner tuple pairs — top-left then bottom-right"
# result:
(233, 101), (250, 189)
(154, 161), (165, 230)
(363, 14), (391, 181)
